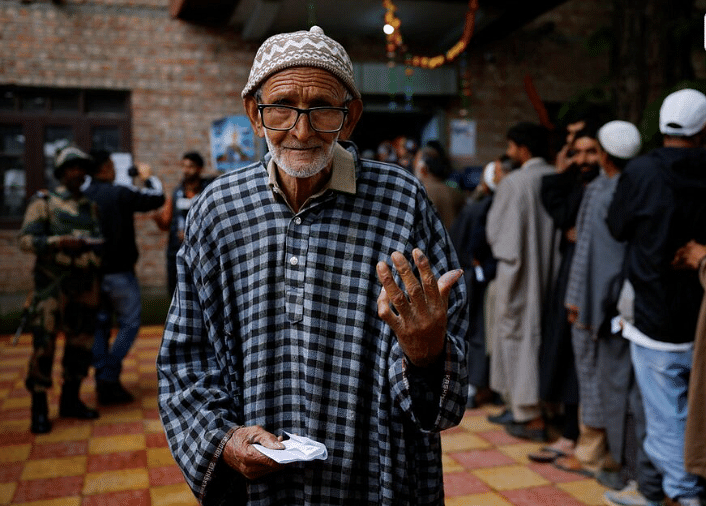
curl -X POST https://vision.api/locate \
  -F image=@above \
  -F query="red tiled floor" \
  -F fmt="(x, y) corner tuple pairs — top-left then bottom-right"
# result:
(444, 471), (493, 496)
(148, 466), (188, 487)
(450, 448), (517, 470)
(0, 429), (34, 444)
(0, 326), (610, 506)
(81, 488), (151, 506)
(527, 461), (590, 484)
(87, 450), (148, 473)
(0, 462), (24, 483)
(92, 421), (144, 437)
(502, 485), (591, 506)
(12, 475), (84, 502)
(477, 429), (525, 446)
(146, 432), (168, 448)
(30, 440), (89, 459)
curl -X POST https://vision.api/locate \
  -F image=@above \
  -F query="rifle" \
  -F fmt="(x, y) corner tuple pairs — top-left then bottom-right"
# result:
(12, 272), (67, 346)
(12, 292), (35, 345)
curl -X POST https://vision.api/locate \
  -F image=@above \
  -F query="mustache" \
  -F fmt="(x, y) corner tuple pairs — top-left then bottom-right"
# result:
(282, 142), (323, 149)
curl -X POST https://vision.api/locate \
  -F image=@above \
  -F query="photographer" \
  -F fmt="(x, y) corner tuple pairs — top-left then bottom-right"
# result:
(84, 150), (165, 405)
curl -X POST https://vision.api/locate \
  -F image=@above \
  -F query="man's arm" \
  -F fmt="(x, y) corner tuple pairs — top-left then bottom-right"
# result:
(156, 201), (285, 504)
(123, 164), (166, 213)
(606, 159), (654, 242)
(376, 189), (469, 431)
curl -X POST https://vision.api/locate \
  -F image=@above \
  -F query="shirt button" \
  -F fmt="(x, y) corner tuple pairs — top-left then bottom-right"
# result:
(289, 256), (298, 266)
(294, 217), (302, 225)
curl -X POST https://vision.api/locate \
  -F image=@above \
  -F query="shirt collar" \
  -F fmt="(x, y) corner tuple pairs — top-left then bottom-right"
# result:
(267, 142), (357, 199)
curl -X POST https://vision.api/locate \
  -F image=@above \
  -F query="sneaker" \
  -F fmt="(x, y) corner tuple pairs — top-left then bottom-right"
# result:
(97, 380), (135, 405)
(677, 498), (703, 506)
(597, 468), (627, 491)
(604, 481), (662, 506)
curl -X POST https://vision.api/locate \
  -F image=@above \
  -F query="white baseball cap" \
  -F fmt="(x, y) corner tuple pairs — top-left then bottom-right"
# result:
(598, 120), (641, 159)
(659, 88), (706, 137)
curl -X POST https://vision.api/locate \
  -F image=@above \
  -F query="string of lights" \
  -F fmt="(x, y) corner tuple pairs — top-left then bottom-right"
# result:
(382, 0), (479, 69)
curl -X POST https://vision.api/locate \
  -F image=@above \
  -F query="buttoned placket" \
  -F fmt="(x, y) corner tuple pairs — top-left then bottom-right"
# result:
(285, 213), (308, 323)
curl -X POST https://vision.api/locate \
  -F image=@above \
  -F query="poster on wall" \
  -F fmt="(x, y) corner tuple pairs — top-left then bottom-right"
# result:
(210, 116), (258, 171)
(449, 118), (477, 158)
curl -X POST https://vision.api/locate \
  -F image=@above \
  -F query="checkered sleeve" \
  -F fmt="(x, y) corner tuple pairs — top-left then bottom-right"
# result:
(156, 193), (244, 504)
(388, 186), (469, 433)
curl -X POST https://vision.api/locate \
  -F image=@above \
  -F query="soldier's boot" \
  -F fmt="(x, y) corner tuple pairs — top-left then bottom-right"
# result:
(59, 381), (99, 420)
(31, 391), (52, 434)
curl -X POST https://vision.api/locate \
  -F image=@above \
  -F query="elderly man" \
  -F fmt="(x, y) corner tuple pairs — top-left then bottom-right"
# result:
(157, 26), (468, 505)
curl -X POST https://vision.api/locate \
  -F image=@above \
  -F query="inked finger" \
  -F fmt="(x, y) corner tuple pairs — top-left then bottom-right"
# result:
(376, 260), (412, 319)
(413, 249), (441, 304)
(392, 251), (425, 307)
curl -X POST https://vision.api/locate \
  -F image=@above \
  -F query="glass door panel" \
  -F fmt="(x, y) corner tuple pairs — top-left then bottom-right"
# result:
(0, 125), (26, 220)
(44, 126), (74, 190)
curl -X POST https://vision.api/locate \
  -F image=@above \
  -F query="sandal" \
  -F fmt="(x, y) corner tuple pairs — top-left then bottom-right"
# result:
(528, 446), (570, 463)
(528, 450), (561, 463)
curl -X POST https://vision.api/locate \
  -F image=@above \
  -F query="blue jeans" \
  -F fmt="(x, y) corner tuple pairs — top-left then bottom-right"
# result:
(93, 272), (141, 382)
(630, 341), (703, 501)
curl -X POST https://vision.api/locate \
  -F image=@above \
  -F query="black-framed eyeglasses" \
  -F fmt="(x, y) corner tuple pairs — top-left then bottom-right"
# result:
(257, 104), (349, 133)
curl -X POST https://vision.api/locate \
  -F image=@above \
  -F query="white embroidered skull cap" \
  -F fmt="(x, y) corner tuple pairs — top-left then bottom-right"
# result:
(242, 26), (360, 100)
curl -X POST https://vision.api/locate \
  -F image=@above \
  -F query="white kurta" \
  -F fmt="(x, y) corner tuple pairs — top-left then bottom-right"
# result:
(486, 158), (559, 414)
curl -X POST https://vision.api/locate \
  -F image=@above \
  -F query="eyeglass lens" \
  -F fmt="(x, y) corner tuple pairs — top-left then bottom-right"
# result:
(261, 106), (345, 132)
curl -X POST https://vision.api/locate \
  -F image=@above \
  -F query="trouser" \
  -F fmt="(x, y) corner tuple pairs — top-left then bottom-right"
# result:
(93, 272), (141, 382)
(26, 278), (99, 393)
(631, 341), (703, 502)
(598, 332), (663, 501)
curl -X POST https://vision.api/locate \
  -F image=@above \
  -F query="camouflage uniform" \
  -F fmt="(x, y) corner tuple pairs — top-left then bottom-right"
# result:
(18, 187), (102, 393)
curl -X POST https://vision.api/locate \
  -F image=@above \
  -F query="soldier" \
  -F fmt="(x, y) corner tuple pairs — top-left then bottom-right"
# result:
(18, 146), (103, 434)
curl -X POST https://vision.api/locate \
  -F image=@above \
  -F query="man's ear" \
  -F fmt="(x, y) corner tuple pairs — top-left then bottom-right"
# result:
(519, 145), (533, 164)
(243, 95), (265, 138)
(339, 98), (363, 140)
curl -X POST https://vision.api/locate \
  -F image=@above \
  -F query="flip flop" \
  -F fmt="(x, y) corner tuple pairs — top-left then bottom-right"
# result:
(528, 450), (561, 463)
(539, 446), (570, 458)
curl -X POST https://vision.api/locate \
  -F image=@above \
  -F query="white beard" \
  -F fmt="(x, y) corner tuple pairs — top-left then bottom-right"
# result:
(265, 131), (338, 179)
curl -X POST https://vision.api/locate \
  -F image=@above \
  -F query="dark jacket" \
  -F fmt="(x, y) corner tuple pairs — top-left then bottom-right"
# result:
(84, 179), (165, 274)
(607, 147), (706, 343)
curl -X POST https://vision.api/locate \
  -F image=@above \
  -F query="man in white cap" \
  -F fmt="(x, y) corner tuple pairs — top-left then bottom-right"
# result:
(557, 121), (659, 501)
(607, 89), (706, 506)
(157, 26), (468, 505)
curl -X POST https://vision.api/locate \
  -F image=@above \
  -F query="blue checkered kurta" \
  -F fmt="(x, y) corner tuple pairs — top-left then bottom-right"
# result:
(157, 142), (468, 505)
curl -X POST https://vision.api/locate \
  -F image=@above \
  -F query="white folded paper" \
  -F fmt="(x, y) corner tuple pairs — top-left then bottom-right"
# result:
(253, 432), (328, 464)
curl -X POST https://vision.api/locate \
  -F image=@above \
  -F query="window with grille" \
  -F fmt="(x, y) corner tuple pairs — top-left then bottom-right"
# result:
(0, 86), (131, 227)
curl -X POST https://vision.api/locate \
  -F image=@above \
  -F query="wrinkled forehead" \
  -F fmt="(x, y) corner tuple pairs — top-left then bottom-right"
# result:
(259, 67), (349, 103)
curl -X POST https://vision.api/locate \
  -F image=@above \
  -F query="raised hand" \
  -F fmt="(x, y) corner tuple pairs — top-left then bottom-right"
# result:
(376, 248), (463, 367)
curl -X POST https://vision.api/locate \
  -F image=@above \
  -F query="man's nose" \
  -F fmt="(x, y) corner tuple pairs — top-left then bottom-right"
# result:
(290, 112), (314, 138)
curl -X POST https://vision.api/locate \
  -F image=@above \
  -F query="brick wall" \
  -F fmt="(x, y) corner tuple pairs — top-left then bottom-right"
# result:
(1, 0), (258, 305)
(0, 0), (630, 308)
